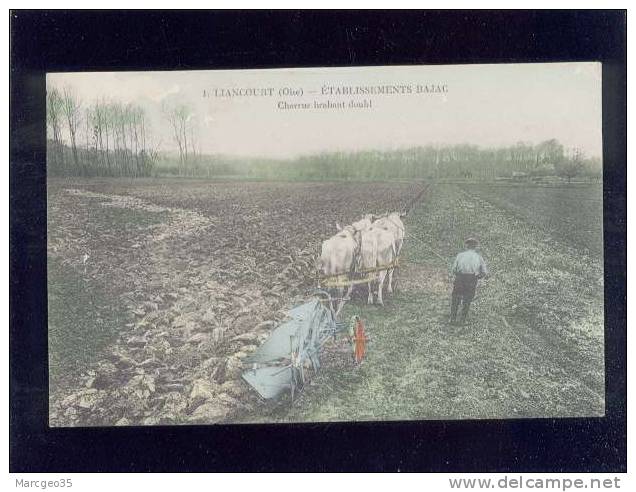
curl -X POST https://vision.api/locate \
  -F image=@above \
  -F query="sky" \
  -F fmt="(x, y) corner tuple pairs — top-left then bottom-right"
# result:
(48, 63), (602, 159)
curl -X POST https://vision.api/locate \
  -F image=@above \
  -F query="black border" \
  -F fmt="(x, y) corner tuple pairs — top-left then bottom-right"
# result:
(9, 10), (627, 472)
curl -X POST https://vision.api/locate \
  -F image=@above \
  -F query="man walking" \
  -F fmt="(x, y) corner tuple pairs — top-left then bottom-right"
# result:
(450, 237), (488, 326)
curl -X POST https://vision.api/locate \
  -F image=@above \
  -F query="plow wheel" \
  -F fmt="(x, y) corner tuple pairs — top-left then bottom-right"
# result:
(353, 318), (367, 364)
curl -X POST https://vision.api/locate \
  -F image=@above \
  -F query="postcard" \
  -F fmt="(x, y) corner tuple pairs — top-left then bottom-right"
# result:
(46, 63), (604, 426)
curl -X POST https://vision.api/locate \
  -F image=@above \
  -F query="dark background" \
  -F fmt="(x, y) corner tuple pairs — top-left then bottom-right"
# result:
(10, 10), (627, 472)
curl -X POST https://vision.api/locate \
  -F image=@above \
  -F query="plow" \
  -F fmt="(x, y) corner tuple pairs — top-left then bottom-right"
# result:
(242, 290), (368, 401)
(241, 260), (399, 401)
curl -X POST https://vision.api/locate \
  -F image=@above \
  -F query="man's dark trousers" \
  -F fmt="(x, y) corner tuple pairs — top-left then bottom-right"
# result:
(450, 273), (479, 323)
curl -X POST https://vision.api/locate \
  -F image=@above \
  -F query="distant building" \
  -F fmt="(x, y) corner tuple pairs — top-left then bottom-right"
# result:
(512, 171), (528, 181)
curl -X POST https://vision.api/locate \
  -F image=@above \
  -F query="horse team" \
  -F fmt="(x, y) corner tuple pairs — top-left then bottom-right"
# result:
(319, 212), (406, 314)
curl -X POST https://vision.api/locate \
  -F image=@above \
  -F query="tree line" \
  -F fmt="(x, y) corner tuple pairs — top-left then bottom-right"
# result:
(159, 139), (600, 182)
(47, 85), (205, 177)
(47, 86), (159, 177)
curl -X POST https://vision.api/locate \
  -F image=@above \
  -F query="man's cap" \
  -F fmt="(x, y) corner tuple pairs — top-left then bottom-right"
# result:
(464, 237), (479, 247)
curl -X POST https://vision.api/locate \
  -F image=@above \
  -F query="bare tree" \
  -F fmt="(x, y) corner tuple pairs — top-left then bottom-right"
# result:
(84, 107), (92, 171)
(555, 148), (585, 184)
(90, 100), (103, 172)
(46, 87), (64, 172)
(162, 102), (192, 173)
(61, 86), (83, 174)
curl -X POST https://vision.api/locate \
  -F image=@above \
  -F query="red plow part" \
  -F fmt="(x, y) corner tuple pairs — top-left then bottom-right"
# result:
(353, 318), (367, 363)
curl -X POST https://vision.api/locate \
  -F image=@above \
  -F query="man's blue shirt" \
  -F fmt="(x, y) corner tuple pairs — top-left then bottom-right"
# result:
(452, 249), (488, 277)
